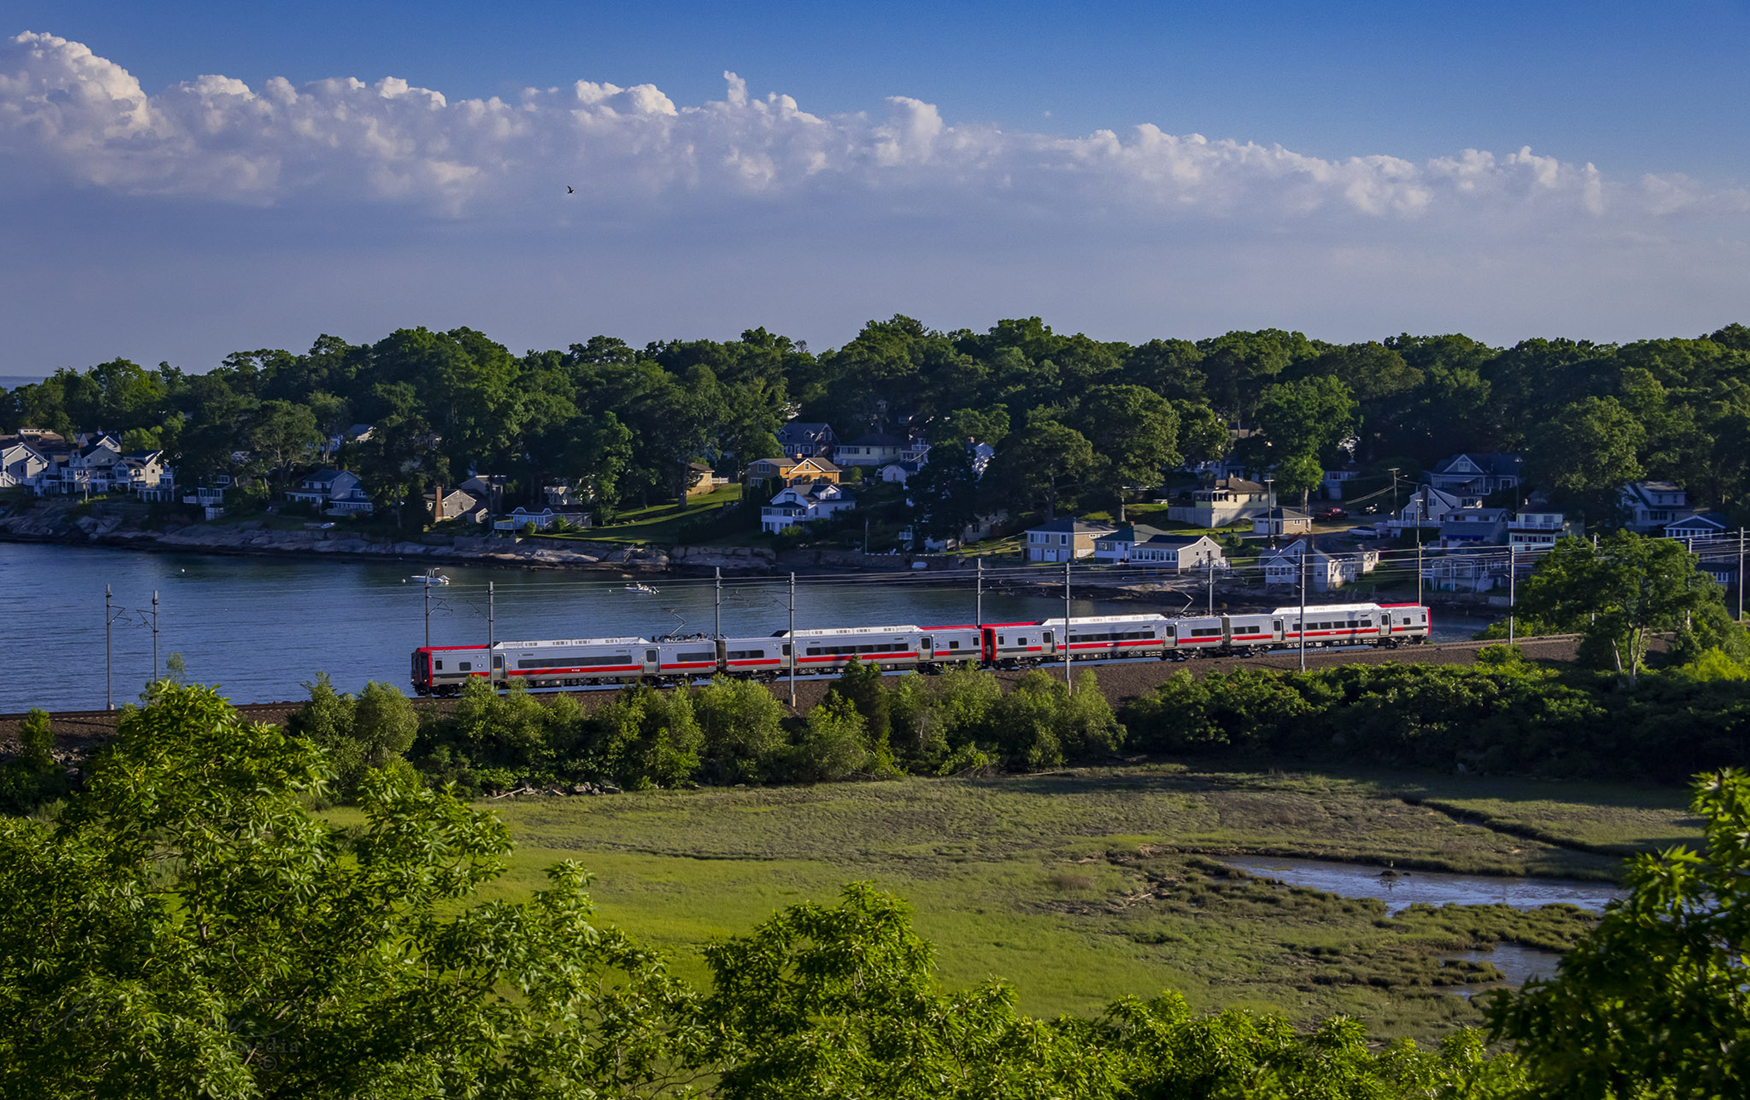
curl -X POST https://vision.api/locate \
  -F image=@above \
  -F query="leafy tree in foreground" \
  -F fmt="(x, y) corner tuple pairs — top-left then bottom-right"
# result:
(1489, 769), (1750, 1099)
(0, 684), (698, 1099)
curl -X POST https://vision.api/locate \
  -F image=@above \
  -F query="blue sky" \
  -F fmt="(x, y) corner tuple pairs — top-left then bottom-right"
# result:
(3, 1), (1749, 375)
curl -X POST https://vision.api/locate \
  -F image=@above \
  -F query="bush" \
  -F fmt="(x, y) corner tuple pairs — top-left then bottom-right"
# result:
(286, 674), (419, 794)
(694, 676), (787, 784)
(791, 696), (870, 782)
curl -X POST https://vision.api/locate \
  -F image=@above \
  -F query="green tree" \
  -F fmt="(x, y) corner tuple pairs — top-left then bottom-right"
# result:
(791, 696), (870, 782)
(988, 410), (1100, 519)
(0, 683), (697, 1098)
(906, 441), (981, 547)
(1073, 384), (1180, 520)
(694, 676), (787, 784)
(249, 399), (322, 489)
(16, 709), (53, 772)
(1489, 769), (1750, 1099)
(1519, 531), (1729, 684)
(1529, 396), (1646, 521)
(1252, 376), (1357, 504)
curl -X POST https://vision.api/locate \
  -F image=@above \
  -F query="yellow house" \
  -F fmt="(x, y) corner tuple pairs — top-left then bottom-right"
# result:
(745, 456), (841, 486)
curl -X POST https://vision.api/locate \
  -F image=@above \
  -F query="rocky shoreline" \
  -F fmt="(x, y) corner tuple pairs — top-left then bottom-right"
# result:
(0, 501), (777, 574)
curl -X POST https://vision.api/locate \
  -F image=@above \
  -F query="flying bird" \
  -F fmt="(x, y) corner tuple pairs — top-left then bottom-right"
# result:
(567, 185), (575, 194)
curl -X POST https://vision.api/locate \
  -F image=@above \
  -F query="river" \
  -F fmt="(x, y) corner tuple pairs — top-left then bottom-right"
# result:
(0, 542), (1490, 712)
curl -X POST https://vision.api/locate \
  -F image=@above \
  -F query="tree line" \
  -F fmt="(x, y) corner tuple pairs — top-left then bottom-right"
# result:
(2, 682), (1746, 1097)
(6, 318), (1750, 530)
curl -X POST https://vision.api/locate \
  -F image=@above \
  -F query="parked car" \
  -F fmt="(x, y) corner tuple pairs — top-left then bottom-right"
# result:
(1316, 506), (1348, 520)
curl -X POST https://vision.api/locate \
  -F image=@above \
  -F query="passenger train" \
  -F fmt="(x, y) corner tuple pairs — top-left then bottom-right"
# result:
(410, 602), (1431, 696)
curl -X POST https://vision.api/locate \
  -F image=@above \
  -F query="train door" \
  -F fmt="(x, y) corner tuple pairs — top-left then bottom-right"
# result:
(411, 650), (430, 695)
(642, 647), (659, 678)
(1041, 630), (1055, 656)
(1163, 622), (1177, 656)
(1273, 618), (1284, 644)
(491, 652), (506, 685)
(781, 642), (793, 673)
(981, 627), (996, 661)
(919, 635), (934, 664)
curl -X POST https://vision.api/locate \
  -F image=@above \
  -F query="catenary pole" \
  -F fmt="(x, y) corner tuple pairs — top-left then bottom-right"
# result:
(1207, 554), (1214, 615)
(715, 567), (722, 638)
(151, 589), (159, 684)
(1299, 542), (1308, 672)
(1508, 544), (1517, 645)
(488, 581), (495, 648)
(788, 572), (797, 708)
(106, 584), (114, 713)
(424, 578), (431, 648)
(975, 559), (983, 628)
(1063, 557), (1072, 693)
(1739, 528), (1745, 622)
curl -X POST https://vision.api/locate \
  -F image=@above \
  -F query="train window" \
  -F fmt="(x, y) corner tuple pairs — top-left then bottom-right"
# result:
(948, 640), (960, 650)
(998, 635), (1005, 645)
(921, 636), (933, 649)
(435, 660), (443, 671)
(726, 650), (764, 661)
(782, 644), (791, 656)
(1273, 620), (1283, 632)
(459, 662), (471, 672)
(1018, 636), (1028, 646)
(492, 654), (504, 669)
(645, 650), (659, 664)
(677, 651), (715, 663)
(1042, 632), (1053, 646)
(518, 655), (632, 670)
(1402, 616), (1411, 624)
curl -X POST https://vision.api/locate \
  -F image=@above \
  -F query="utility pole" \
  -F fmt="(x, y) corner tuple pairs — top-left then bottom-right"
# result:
(1739, 528), (1746, 622)
(975, 559), (983, 627)
(1206, 554), (1214, 615)
(105, 584), (114, 710)
(1063, 558), (1072, 694)
(1415, 488), (1425, 607)
(1508, 544), (1517, 645)
(1387, 467), (1400, 518)
(715, 567), (722, 638)
(424, 578), (431, 648)
(788, 571), (797, 708)
(488, 581), (495, 648)
(1299, 543), (1308, 673)
(151, 589), (160, 684)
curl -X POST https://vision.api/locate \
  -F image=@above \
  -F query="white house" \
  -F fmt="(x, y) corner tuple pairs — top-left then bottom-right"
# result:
(1389, 485), (1469, 533)
(1665, 512), (1730, 545)
(1253, 507), (1312, 536)
(1508, 510), (1573, 550)
(1092, 524), (1169, 563)
(0, 440), (48, 491)
(1166, 477), (1272, 528)
(1024, 516), (1115, 562)
(1320, 464), (1362, 500)
(1261, 541), (1373, 591)
(1422, 549), (1511, 594)
(1129, 534), (1228, 573)
(286, 469), (375, 516)
(492, 506), (586, 531)
(1620, 481), (1689, 533)
(118, 451), (175, 502)
(1437, 507), (1511, 547)
(760, 481), (857, 534)
(834, 432), (911, 467)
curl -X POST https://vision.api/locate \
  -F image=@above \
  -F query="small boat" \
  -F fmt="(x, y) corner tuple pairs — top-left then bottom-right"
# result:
(623, 582), (660, 595)
(409, 570), (450, 585)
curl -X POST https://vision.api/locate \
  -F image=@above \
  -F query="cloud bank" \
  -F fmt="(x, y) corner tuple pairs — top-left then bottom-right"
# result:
(6, 29), (1745, 232)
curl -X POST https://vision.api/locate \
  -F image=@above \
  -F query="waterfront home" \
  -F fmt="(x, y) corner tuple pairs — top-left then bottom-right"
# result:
(1129, 534), (1228, 573)
(0, 440), (48, 491)
(1508, 509), (1574, 550)
(1422, 548), (1510, 594)
(1165, 476), (1273, 528)
(427, 486), (486, 524)
(760, 480), (857, 533)
(1388, 485), (1468, 533)
(493, 506), (589, 532)
(1093, 523), (1170, 563)
(286, 469), (375, 516)
(119, 451), (175, 502)
(1437, 508), (1511, 547)
(1024, 516), (1115, 563)
(834, 432), (911, 467)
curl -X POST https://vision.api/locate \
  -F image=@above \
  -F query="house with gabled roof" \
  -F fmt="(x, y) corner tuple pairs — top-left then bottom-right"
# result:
(834, 432), (911, 467)
(0, 439), (49, 491)
(1024, 516), (1115, 562)
(1093, 523), (1169, 563)
(1129, 534), (1227, 573)
(1619, 481), (1688, 533)
(1165, 476), (1273, 528)
(760, 480), (857, 534)
(775, 421), (837, 459)
(1253, 506), (1312, 536)
(1430, 453), (1522, 497)
(1665, 512), (1730, 545)
(746, 456), (841, 486)
(286, 468), (374, 516)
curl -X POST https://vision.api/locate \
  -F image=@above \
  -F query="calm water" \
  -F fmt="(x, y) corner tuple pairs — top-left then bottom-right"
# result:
(0, 542), (1159, 711)
(1226, 856), (1622, 915)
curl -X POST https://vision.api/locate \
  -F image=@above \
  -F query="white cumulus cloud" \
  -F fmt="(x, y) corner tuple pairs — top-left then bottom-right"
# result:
(5, 28), (1745, 233)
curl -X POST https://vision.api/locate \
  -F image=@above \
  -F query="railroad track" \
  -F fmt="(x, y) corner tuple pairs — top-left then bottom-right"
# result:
(0, 634), (1587, 734)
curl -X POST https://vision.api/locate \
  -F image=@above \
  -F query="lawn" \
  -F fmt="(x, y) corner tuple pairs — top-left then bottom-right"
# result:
(461, 764), (1700, 1041)
(544, 484), (753, 546)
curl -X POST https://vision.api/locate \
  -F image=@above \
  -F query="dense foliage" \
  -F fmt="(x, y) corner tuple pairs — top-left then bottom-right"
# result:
(7, 684), (1749, 1097)
(7, 318), (1750, 527)
(1123, 646), (1750, 783)
(399, 661), (1123, 795)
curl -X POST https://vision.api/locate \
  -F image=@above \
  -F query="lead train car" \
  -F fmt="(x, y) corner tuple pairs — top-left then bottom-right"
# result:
(409, 602), (1431, 695)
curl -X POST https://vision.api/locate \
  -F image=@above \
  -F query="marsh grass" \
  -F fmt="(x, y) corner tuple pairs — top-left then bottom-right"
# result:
(460, 764), (1697, 1041)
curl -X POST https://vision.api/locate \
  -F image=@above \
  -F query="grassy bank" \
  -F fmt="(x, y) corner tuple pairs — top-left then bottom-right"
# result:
(412, 764), (1698, 1041)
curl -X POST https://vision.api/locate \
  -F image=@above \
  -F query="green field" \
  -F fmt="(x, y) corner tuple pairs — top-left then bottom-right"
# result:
(448, 765), (1699, 1041)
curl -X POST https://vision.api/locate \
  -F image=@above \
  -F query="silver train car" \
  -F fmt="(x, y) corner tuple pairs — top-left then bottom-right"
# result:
(410, 602), (1431, 696)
